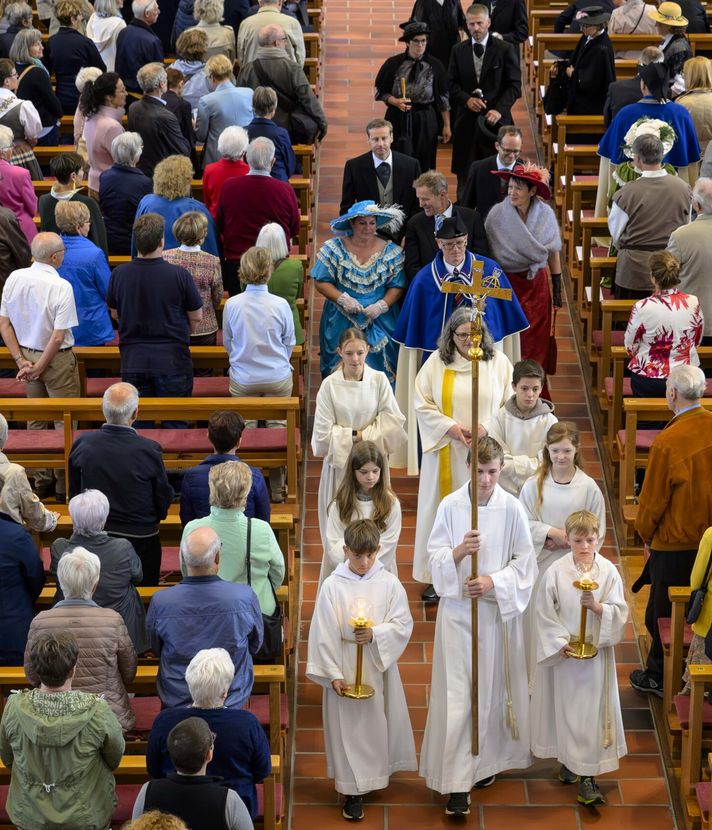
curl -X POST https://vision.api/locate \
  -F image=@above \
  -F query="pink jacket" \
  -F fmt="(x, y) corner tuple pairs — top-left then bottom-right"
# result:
(0, 159), (37, 243)
(83, 105), (124, 192)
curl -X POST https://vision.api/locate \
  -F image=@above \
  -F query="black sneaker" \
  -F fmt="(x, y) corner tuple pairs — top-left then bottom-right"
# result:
(474, 774), (495, 788)
(342, 795), (364, 821)
(577, 776), (606, 806)
(629, 668), (664, 699)
(558, 764), (578, 784)
(422, 584), (440, 603)
(445, 792), (471, 816)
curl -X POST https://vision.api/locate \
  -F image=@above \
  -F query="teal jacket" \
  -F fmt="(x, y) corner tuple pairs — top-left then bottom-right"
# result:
(0, 688), (124, 830)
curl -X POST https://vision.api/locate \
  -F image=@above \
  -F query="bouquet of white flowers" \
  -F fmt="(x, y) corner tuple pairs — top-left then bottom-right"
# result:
(621, 117), (676, 160)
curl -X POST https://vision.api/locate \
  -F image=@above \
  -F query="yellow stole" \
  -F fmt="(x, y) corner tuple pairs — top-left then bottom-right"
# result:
(438, 368), (456, 500)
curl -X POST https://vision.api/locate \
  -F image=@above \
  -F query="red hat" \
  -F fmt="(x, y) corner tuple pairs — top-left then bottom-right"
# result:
(490, 162), (551, 201)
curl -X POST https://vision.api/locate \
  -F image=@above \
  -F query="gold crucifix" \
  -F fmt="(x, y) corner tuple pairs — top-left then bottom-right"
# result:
(441, 272), (512, 757)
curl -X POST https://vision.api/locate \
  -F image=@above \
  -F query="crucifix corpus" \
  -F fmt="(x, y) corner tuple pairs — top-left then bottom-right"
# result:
(441, 268), (512, 756)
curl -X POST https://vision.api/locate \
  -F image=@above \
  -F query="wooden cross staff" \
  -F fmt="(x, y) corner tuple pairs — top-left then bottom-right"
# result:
(441, 269), (512, 756)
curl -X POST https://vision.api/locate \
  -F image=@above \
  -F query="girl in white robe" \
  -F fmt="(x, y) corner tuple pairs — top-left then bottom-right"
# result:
(412, 309), (513, 586)
(420, 439), (536, 806)
(530, 510), (628, 803)
(311, 329), (407, 549)
(320, 441), (401, 586)
(518, 422), (606, 675)
(306, 520), (416, 818)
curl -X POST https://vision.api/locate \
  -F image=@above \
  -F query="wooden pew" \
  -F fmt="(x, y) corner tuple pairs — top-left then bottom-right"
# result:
(680, 664), (712, 829)
(664, 585), (693, 760)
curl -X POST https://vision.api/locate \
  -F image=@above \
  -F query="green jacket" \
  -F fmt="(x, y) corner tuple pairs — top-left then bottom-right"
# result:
(0, 688), (124, 830)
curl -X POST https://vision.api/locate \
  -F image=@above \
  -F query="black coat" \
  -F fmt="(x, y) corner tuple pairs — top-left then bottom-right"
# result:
(127, 95), (191, 177)
(448, 36), (521, 174)
(99, 163), (154, 255)
(340, 150), (421, 221)
(487, 0), (528, 45)
(45, 27), (105, 114)
(567, 31), (616, 115)
(404, 205), (490, 282)
(410, 0), (466, 68)
(603, 76), (643, 126)
(460, 153), (508, 217)
(678, 0), (710, 33)
(554, 0), (615, 32)
(0, 24), (21, 59)
(15, 62), (63, 128)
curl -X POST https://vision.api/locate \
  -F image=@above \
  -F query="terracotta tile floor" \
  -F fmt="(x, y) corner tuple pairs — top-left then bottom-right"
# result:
(289, 2), (674, 826)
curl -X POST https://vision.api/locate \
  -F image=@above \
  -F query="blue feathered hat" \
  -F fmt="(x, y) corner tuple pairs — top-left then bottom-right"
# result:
(330, 200), (406, 234)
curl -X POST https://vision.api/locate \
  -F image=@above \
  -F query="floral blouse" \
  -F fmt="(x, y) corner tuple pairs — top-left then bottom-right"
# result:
(624, 288), (704, 378)
(162, 247), (224, 335)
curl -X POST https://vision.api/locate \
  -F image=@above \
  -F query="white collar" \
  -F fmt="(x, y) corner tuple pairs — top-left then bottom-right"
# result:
(179, 244), (201, 252)
(496, 157), (516, 170)
(333, 560), (384, 581)
(640, 169), (668, 178)
(437, 201), (454, 220)
(661, 33), (673, 49)
(471, 33), (489, 49)
(373, 151), (393, 167)
(444, 256), (467, 274)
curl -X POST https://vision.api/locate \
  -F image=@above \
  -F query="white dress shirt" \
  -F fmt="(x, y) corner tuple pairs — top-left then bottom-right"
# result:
(373, 151), (393, 169)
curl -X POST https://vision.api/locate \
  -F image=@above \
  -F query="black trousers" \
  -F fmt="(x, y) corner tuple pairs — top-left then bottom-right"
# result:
(108, 531), (162, 586)
(645, 547), (697, 677)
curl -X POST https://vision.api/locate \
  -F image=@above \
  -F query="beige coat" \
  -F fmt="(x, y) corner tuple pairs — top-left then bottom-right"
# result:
(184, 21), (236, 62)
(667, 212), (712, 336)
(608, 0), (658, 59)
(0, 452), (57, 532)
(236, 7), (306, 66)
(676, 89), (712, 155)
(24, 601), (137, 731)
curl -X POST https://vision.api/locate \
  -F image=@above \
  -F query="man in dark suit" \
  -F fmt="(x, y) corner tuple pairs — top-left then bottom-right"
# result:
(487, 0), (528, 45)
(127, 62), (191, 177)
(116, 0), (165, 96)
(340, 118), (422, 236)
(460, 124), (522, 217)
(404, 170), (490, 283)
(449, 3), (521, 200)
(603, 46), (664, 125)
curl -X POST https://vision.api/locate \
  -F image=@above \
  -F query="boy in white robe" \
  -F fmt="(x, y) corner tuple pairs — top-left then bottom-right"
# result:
(482, 359), (558, 496)
(530, 510), (628, 807)
(306, 519), (416, 821)
(419, 438), (537, 817)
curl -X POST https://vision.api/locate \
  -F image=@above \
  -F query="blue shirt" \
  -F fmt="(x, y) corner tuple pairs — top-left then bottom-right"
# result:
(180, 453), (271, 525)
(133, 194), (220, 258)
(57, 234), (113, 346)
(146, 575), (263, 709)
(223, 284), (295, 385)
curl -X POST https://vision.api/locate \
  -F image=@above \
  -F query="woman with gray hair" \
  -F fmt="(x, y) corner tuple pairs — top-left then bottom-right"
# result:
(24, 545), (138, 731)
(411, 306), (513, 599)
(98, 130), (152, 254)
(256, 222), (304, 344)
(0, 412), (59, 531)
(86, 0), (126, 71)
(202, 124), (248, 217)
(184, 0), (235, 61)
(146, 647), (272, 818)
(180, 461), (285, 614)
(10, 27), (62, 145)
(0, 2), (32, 57)
(50, 489), (147, 652)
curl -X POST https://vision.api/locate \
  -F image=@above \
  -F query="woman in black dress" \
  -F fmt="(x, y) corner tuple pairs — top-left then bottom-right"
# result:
(565, 5), (616, 115)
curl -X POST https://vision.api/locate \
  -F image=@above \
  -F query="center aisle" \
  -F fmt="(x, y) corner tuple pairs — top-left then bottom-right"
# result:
(290, 2), (676, 826)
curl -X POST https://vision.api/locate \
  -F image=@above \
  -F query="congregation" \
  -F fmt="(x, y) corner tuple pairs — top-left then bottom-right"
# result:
(0, 0), (711, 827)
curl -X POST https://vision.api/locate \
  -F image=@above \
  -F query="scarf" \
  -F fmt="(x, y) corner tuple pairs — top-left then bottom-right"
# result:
(485, 197), (561, 279)
(30, 57), (49, 74)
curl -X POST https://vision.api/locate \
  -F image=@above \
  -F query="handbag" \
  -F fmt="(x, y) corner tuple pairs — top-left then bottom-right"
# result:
(687, 551), (712, 625)
(543, 61), (570, 116)
(252, 60), (319, 144)
(245, 517), (284, 664)
(542, 308), (558, 375)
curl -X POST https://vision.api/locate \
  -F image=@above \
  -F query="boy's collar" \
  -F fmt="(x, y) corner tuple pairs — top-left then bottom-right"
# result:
(504, 394), (555, 420)
(334, 560), (384, 581)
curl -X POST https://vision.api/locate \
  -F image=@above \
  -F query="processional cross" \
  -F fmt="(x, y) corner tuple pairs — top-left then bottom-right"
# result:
(441, 266), (512, 756)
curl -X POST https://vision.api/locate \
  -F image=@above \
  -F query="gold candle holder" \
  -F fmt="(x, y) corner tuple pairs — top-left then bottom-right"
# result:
(343, 612), (375, 700)
(569, 560), (600, 660)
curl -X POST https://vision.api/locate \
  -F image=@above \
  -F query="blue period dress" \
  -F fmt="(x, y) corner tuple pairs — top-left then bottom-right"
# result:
(312, 237), (406, 382)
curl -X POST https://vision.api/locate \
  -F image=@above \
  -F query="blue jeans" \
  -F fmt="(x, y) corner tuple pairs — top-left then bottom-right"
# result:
(37, 126), (60, 146)
(122, 372), (193, 428)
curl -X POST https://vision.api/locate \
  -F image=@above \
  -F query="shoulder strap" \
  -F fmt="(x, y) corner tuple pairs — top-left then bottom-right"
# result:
(252, 59), (296, 113)
(700, 547), (712, 591)
(17, 65), (37, 84)
(245, 516), (252, 585)
(630, 5), (646, 33)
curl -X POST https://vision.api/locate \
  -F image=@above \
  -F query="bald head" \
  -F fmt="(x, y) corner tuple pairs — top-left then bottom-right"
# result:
(180, 526), (222, 573)
(693, 177), (712, 215)
(258, 24), (285, 46)
(102, 382), (139, 425)
(31, 233), (65, 265)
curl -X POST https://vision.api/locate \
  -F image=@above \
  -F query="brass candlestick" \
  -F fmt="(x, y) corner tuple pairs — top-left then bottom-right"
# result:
(343, 603), (375, 700)
(569, 559), (600, 660)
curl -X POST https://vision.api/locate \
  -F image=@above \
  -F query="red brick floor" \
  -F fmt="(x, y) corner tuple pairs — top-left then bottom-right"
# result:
(289, 3), (675, 827)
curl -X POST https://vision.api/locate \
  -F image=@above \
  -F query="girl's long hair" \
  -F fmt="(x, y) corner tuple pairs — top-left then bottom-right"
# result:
(534, 421), (583, 511)
(331, 440), (395, 531)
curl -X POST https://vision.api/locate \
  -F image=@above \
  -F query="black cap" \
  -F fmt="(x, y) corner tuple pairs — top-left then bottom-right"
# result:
(639, 61), (670, 100)
(435, 215), (469, 240)
(398, 20), (430, 42)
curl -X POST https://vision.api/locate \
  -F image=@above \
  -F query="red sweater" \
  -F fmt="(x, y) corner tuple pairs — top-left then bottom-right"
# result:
(216, 173), (300, 260)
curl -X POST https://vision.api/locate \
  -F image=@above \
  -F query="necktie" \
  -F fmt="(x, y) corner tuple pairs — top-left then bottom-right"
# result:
(450, 268), (468, 306)
(411, 59), (423, 82)
(376, 162), (391, 188)
(434, 213), (445, 233)
(474, 42), (484, 58)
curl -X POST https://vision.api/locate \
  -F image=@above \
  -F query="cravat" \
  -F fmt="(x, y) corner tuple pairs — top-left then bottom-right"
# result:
(473, 42), (484, 58)
(450, 268), (468, 306)
(434, 213), (445, 232)
(411, 59), (423, 81)
(376, 161), (391, 188)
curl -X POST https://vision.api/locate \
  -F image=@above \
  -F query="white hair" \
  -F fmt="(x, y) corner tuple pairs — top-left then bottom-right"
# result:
(111, 131), (143, 166)
(102, 382), (139, 425)
(57, 546), (101, 600)
(75, 66), (102, 94)
(180, 528), (221, 569)
(668, 365), (706, 400)
(217, 125), (249, 161)
(132, 0), (157, 18)
(185, 648), (235, 707)
(0, 413), (7, 448)
(137, 62), (166, 93)
(693, 177), (712, 215)
(246, 136), (275, 172)
(256, 222), (288, 262)
(0, 125), (12, 152)
(68, 490), (110, 534)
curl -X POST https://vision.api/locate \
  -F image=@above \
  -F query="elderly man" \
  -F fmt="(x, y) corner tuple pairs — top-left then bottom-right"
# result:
(630, 366), (712, 697)
(603, 46), (664, 125)
(236, 24), (326, 144)
(146, 525), (263, 709)
(0, 232), (80, 500)
(68, 382), (174, 585)
(107, 214), (203, 402)
(460, 125), (522, 218)
(404, 169), (489, 282)
(99, 133), (153, 256)
(115, 0), (164, 96)
(237, 0), (305, 66)
(216, 136), (300, 294)
(127, 63), (191, 177)
(667, 177), (712, 345)
(608, 132), (691, 299)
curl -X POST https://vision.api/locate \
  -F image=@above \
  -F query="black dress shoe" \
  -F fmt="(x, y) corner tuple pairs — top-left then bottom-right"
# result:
(422, 584), (439, 603)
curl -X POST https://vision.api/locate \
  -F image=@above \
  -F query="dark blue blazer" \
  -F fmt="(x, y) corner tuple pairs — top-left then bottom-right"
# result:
(99, 164), (153, 256)
(116, 19), (164, 93)
(180, 453), (271, 525)
(246, 117), (297, 182)
(0, 511), (45, 665)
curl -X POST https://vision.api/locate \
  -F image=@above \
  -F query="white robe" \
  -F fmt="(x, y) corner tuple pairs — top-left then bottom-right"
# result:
(530, 552), (628, 775)
(483, 406), (559, 496)
(518, 469), (607, 675)
(306, 562), (417, 794)
(392, 336), (521, 474)
(419, 483), (537, 793)
(320, 495), (402, 586)
(311, 365), (407, 549)
(412, 350), (513, 584)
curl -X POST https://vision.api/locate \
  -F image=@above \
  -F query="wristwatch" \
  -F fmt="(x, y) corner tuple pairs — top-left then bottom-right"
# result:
(352, 429), (358, 441)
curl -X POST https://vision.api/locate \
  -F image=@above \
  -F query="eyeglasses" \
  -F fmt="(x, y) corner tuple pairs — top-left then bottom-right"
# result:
(410, 37), (428, 44)
(50, 248), (65, 257)
(497, 145), (520, 156)
(453, 332), (471, 341)
(439, 238), (467, 250)
(275, 36), (287, 43)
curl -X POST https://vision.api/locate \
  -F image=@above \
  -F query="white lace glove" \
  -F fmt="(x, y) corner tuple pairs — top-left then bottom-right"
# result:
(363, 300), (389, 319)
(336, 293), (364, 315)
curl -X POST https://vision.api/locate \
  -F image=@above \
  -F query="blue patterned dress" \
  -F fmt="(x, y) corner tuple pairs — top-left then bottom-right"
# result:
(312, 237), (406, 382)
